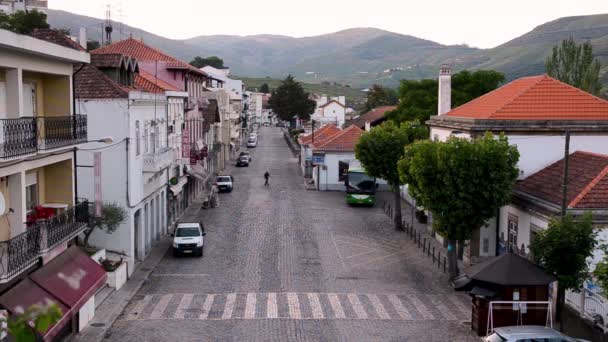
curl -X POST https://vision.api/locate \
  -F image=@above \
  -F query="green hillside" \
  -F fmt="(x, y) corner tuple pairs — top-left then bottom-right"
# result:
(239, 77), (368, 110)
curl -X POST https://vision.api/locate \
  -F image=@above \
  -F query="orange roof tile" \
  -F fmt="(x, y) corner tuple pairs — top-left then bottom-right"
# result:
(314, 125), (363, 152)
(298, 124), (341, 145)
(136, 70), (180, 93)
(92, 38), (206, 76)
(445, 75), (608, 121)
(516, 151), (608, 209)
(350, 105), (396, 128)
(319, 99), (345, 109)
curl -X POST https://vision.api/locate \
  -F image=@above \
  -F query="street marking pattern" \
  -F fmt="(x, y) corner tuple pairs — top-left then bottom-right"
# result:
(222, 293), (236, 319)
(307, 293), (324, 319)
(244, 293), (256, 319)
(199, 294), (215, 320)
(267, 292), (278, 318)
(174, 294), (194, 319)
(149, 294), (172, 319)
(123, 292), (469, 321)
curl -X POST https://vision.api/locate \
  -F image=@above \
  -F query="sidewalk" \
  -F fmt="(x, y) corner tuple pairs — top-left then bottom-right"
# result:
(72, 202), (208, 341)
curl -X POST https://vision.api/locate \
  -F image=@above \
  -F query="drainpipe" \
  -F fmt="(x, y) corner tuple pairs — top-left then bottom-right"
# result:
(72, 63), (86, 205)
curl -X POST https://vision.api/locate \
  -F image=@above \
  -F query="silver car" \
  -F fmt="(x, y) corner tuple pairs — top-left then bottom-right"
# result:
(485, 326), (590, 342)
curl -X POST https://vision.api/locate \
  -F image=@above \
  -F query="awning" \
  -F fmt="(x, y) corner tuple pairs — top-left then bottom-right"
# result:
(30, 246), (106, 312)
(185, 164), (209, 183)
(170, 177), (188, 196)
(0, 278), (71, 341)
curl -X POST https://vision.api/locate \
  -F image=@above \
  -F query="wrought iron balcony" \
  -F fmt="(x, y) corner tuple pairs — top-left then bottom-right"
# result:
(0, 117), (38, 159)
(37, 114), (87, 150)
(143, 147), (175, 173)
(0, 202), (89, 283)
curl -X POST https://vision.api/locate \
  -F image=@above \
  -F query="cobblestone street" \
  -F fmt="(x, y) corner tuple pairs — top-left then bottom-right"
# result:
(104, 127), (479, 341)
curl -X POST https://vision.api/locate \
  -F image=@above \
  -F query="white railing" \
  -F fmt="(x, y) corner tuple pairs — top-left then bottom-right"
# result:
(142, 147), (174, 173)
(566, 287), (608, 329)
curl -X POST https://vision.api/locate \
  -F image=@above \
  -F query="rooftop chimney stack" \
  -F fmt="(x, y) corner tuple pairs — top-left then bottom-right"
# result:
(79, 27), (87, 50)
(438, 64), (451, 116)
(365, 121), (371, 132)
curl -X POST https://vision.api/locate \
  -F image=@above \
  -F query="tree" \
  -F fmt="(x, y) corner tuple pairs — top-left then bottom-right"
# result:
(259, 83), (270, 93)
(86, 40), (100, 51)
(546, 37), (602, 96)
(593, 245), (608, 296)
(532, 213), (597, 325)
(355, 121), (427, 231)
(190, 56), (224, 69)
(82, 203), (127, 249)
(386, 70), (504, 123)
(400, 133), (519, 278)
(363, 84), (398, 112)
(268, 75), (316, 122)
(0, 10), (49, 34)
(0, 304), (62, 342)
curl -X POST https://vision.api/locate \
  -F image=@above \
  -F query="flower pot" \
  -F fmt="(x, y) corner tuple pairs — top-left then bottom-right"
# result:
(105, 261), (127, 289)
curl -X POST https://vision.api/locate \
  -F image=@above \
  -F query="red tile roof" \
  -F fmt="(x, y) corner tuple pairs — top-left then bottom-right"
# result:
(29, 29), (87, 52)
(313, 125), (363, 152)
(136, 70), (180, 93)
(298, 124), (341, 145)
(516, 151), (608, 209)
(74, 64), (130, 99)
(350, 106), (397, 128)
(92, 38), (206, 76)
(445, 75), (608, 121)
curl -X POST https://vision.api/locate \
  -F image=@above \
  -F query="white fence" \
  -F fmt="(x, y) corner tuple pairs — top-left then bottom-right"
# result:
(566, 287), (608, 329)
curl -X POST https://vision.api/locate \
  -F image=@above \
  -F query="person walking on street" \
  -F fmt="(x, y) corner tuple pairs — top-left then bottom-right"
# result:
(264, 171), (270, 186)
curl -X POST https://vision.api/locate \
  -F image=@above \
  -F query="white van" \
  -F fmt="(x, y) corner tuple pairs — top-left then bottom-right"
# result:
(172, 222), (206, 257)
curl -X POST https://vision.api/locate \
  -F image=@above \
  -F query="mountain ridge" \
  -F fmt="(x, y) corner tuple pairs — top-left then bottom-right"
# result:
(47, 9), (608, 89)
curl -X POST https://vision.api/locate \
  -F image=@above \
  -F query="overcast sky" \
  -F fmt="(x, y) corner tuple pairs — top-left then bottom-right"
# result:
(49, 0), (608, 48)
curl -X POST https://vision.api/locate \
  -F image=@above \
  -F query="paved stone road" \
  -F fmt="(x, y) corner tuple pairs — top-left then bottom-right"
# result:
(104, 127), (479, 341)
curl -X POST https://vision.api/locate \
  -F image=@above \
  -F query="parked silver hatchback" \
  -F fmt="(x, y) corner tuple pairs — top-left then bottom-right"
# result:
(484, 326), (590, 342)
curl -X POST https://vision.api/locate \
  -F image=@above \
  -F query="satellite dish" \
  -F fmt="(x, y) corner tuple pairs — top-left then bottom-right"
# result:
(0, 192), (5, 216)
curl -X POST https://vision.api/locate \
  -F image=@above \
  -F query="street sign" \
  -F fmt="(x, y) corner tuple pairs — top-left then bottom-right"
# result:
(312, 154), (325, 165)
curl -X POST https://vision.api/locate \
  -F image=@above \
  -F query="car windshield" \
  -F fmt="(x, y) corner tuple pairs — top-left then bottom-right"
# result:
(217, 177), (231, 182)
(176, 227), (200, 237)
(348, 172), (375, 192)
(240, 152), (250, 156)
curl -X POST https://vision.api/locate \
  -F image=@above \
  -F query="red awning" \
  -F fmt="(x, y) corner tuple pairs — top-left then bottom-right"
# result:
(0, 278), (71, 340)
(30, 246), (107, 312)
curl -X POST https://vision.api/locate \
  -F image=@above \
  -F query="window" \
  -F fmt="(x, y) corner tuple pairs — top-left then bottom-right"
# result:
(26, 183), (38, 213)
(144, 123), (149, 153)
(338, 161), (349, 182)
(507, 214), (518, 253)
(135, 121), (141, 156)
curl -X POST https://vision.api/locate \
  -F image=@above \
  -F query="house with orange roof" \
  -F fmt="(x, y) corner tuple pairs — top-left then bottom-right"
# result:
(425, 66), (608, 263)
(311, 95), (347, 127)
(311, 125), (388, 191)
(297, 124), (342, 177)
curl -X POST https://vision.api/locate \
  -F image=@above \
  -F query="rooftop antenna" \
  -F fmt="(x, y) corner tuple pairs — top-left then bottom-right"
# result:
(104, 4), (113, 45)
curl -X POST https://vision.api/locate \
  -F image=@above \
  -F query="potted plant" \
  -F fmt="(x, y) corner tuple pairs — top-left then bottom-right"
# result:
(100, 258), (127, 290)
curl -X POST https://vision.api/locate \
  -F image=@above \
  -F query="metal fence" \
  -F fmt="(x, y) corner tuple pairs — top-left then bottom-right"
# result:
(37, 115), (87, 150)
(566, 287), (608, 329)
(0, 117), (38, 159)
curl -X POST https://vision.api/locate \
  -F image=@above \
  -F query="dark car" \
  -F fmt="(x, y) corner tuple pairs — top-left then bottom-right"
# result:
(239, 151), (252, 162)
(236, 155), (249, 167)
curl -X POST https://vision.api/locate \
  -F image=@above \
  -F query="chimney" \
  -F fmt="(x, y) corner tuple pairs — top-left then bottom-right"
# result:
(438, 64), (451, 116)
(79, 27), (87, 50)
(365, 121), (371, 132)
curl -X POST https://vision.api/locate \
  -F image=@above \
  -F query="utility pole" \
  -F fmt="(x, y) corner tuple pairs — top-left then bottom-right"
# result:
(561, 130), (570, 218)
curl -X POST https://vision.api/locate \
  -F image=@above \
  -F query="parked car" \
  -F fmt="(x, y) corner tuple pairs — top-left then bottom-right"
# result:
(484, 326), (590, 342)
(172, 222), (206, 257)
(239, 151), (252, 163)
(249, 133), (257, 140)
(215, 175), (234, 192)
(263, 122), (271, 127)
(247, 138), (257, 148)
(236, 155), (249, 167)
(276, 122), (284, 127)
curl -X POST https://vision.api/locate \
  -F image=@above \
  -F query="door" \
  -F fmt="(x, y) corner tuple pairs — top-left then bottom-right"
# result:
(507, 214), (518, 253)
(22, 82), (36, 117)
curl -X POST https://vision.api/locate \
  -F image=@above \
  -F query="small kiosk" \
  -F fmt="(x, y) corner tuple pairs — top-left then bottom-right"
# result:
(459, 253), (556, 336)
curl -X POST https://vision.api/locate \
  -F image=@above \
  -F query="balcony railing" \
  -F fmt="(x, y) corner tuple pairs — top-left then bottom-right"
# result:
(0, 118), (38, 159)
(0, 202), (89, 283)
(37, 115), (87, 150)
(143, 147), (175, 173)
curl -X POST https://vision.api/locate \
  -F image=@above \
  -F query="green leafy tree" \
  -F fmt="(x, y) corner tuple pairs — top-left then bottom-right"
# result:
(268, 75), (316, 122)
(532, 213), (597, 324)
(0, 10), (49, 34)
(545, 37), (602, 96)
(83, 202), (127, 249)
(86, 40), (100, 51)
(190, 56), (224, 69)
(0, 304), (62, 342)
(363, 84), (398, 112)
(594, 245), (608, 296)
(355, 121), (427, 231)
(259, 83), (270, 93)
(400, 133), (519, 278)
(387, 70), (504, 123)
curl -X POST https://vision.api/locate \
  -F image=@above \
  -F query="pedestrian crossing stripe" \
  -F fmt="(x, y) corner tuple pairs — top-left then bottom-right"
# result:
(125, 292), (469, 321)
